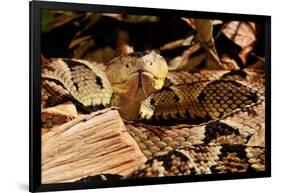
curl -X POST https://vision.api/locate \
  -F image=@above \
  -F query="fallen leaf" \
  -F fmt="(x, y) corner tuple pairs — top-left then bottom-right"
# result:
(222, 21), (256, 64)
(160, 35), (195, 51)
(69, 36), (93, 49)
(220, 54), (240, 70)
(44, 11), (82, 32)
(122, 15), (160, 23)
(193, 19), (222, 69)
(168, 43), (204, 71)
(222, 21), (256, 48)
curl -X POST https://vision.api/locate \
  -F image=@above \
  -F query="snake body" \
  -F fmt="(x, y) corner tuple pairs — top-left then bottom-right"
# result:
(41, 51), (265, 179)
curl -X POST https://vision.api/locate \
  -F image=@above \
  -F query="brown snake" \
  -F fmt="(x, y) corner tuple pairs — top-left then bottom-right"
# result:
(41, 51), (265, 180)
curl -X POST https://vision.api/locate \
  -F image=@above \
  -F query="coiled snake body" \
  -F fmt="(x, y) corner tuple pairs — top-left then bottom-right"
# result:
(41, 51), (265, 179)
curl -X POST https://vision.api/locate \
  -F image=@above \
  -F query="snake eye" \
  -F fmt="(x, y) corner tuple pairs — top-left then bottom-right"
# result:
(125, 64), (129, 68)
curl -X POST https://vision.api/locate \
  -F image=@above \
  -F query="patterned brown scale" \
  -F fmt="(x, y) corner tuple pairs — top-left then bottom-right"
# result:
(41, 58), (112, 110)
(139, 67), (264, 122)
(198, 80), (262, 119)
(41, 52), (266, 178)
(41, 80), (72, 108)
(129, 151), (194, 178)
(165, 70), (229, 86)
(128, 145), (265, 178)
(140, 78), (264, 122)
(128, 101), (264, 159)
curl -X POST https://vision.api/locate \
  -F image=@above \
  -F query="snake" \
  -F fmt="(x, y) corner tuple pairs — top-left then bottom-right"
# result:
(41, 51), (265, 180)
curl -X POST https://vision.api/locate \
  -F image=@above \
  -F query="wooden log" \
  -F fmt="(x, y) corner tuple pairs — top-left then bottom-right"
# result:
(42, 107), (147, 184)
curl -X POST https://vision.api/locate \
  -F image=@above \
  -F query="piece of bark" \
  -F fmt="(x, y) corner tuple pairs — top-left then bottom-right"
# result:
(42, 107), (147, 184)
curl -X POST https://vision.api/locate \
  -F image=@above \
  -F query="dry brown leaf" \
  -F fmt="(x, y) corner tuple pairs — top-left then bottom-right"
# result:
(193, 19), (222, 69)
(160, 39), (186, 51)
(222, 21), (256, 48)
(220, 54), (240, 70)
(122, 15), (160, 23)
(193, 19), (213, 42)
(168, 43), (203, 71)
(181, 18), (223, 29)
(101, 13), (122, 20)
(239, 45), (254, 64)
(181, 18), (195, 28)
(102, 13), (160, 23)
(181, 53), (207, 70)
(45, 12), (82, 32)
(69, 36), (93, 49)
(212, 20), (223, 25)
(222, 21), (256, 64)
(160, 36), (195, 51)
(75, 13), (102, 37)
(165, 19), (222, 70)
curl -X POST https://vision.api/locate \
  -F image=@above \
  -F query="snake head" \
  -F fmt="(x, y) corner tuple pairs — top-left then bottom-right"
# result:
(106, 51), (168, 101)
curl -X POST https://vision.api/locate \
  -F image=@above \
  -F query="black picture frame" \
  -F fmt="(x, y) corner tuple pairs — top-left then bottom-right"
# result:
(29, 0), (271, 192)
